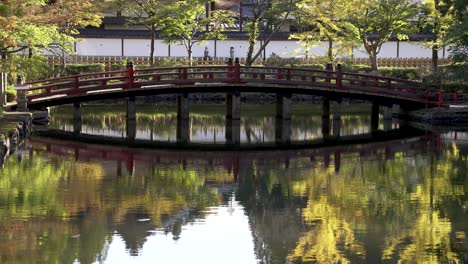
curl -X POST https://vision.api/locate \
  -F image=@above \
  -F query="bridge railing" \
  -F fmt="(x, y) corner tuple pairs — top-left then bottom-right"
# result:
(21, 59), (463, 107)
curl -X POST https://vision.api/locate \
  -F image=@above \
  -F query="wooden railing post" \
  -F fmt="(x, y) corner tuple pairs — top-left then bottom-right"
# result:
(438, 87), (442, 108)
(234, 57), (240, 83)
(74, 76), (80, 91)
(227, 58), (234, 81)
(325, 63), (333, 83)
(336, 64), (342, 89)
(125, 61), (135, 89)
(277, 69), (283, 80)
(286, 69), (291, 81)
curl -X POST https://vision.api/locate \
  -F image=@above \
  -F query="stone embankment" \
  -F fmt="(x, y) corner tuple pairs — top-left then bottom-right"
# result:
(0, 112), (32, 166)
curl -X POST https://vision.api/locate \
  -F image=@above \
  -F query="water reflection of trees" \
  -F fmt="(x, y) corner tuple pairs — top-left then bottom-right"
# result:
(0, 136), (466, 263)
(236, 143), (467, 263)
(0, 152), (228, 263)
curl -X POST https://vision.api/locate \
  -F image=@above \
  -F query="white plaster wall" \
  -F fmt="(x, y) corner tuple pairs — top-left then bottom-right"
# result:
(398, 41), (445, 58)
(75, 38), (122, 56)
(123, 39), (169, 57)
(215, 40), (258, 58)
(75, 38), (453, 59)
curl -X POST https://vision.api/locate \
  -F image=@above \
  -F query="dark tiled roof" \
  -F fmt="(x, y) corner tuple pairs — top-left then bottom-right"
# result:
(78, 28), (435, 41)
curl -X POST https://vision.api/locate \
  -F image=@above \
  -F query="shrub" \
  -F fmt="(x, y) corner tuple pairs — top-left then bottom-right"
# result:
(292, 64), (326, 70)
(340, 64), (372, 73)
(378, 67), (420, 80)
(65, 63), (106, 75)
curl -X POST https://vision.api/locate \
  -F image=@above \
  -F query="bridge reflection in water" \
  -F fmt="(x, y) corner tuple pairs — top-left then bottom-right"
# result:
(49, 103), (397, 145)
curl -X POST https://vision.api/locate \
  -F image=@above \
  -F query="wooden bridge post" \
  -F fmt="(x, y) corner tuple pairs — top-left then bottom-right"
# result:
(332, 100), (341, 138)
(234, 58), (241, 83)
(371, 102), (380, 133)
(227, 58), (234, 81)
(322, 98), (331, 140)
(276, 93), (291, 120)
(383, 105), (393, 131)
(177, 93), (190, 143)
(275, 117), (291, 144)
(225, 118), (240, 145)
(73, 102), (82, 134)
(336, 64), (342, 89)
(125, 61), (135, 89)
(126, 96), (136, 141)
(226, 92), (241, 120)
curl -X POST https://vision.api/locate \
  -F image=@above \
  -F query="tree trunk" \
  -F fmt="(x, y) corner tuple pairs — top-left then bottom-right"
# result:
(432, 45), (438, 74)
(150, 24), (156, 67)
(246, 20), (259, 66)
(369, 52), (378, 71)
(327, 38), (333, 63)
(188, 45), (193, 67)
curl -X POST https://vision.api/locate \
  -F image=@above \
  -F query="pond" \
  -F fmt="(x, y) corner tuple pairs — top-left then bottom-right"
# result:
(0, 104), (466, 264)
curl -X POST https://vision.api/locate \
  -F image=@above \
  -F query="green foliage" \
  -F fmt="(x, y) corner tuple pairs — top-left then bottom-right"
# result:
(64, 64), (106, 75)
(6, 89), (16, 102)
(340, 63), (372, 73)
(378, 67), (420, 80)
(447, 10), (468, 62)
(264, 53), (301, 67)
(293, 64), (326, 70)
(160, 0), (235, 65)
(350, 0), (418, 70)
(0, 55), (50, 82)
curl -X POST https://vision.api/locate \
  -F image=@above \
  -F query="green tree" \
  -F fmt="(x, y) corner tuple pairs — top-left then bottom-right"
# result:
(160, 0), (235, 66)
(290, 0), (359, 63)
(419, 0), (456, 73)
(446, 0), (467, 62)
(244, 0), (298, 66)
(350, 0), (417, 70)
(109, 0), (175, 66)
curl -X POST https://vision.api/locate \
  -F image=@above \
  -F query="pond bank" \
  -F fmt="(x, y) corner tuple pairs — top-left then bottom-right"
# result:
(409, 106), (468, 126)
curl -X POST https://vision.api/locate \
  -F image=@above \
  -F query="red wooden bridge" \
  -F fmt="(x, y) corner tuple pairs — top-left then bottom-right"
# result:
(17, 61), (466, 109)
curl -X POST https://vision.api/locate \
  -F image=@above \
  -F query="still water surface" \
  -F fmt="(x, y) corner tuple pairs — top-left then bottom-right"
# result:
(0, 104), (467, 264)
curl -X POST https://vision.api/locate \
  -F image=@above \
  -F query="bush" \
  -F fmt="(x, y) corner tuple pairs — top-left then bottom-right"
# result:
(6, 89), (16, 102)
(65, 63), (106, 75)
(291, 64), (326, 70)
(340, 64), (372, 73)
(265, 53), (300, 67)
(378, 67), (420, 80)
(0, 55), (50, 82)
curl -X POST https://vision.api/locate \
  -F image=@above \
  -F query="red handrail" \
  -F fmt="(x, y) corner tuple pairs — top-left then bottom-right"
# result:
(22, 63), (465, 107)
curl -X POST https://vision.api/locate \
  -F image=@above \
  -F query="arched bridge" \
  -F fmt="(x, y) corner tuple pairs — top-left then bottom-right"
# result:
(16, 61), (465, 110)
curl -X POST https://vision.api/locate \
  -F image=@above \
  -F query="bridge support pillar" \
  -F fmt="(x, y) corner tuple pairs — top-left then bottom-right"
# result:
(275, 117), (291, 144)
(226, 92), (241, 120)
(73, 102), (81, 134)
(322, 99), (331, 140)
(276, 93), (291, 120)
(225, 119), (240, 145)
(332, 101), (341, 138)
(383, 105), (393, 131)
(371, 102), (380, 132)
(126, 96), (136, 141)
(177, 93), (189, 120)
(177, 93), (190, 144)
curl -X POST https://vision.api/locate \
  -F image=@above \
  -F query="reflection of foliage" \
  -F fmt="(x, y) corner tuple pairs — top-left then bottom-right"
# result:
(284, 144), (467, 263)
(0, 145), (229, 262)
(105, 163), (223, 227)
(0, 154), (69, 219)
